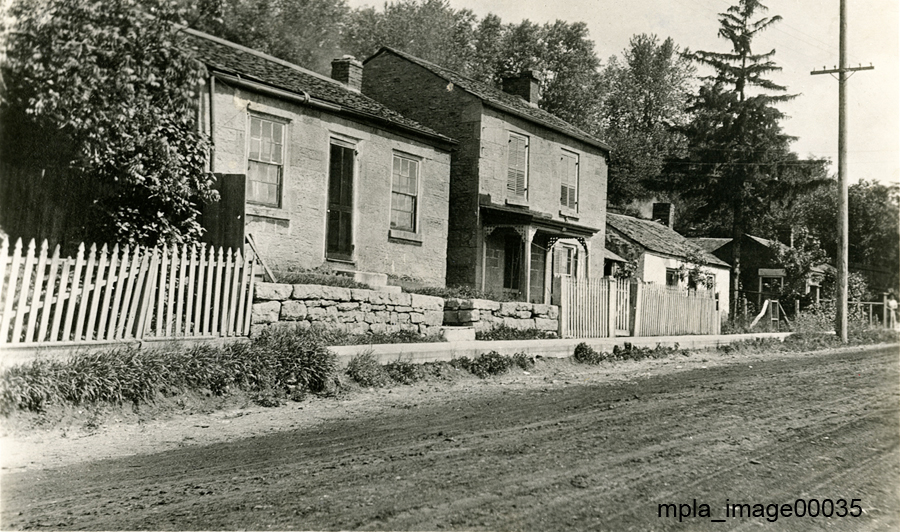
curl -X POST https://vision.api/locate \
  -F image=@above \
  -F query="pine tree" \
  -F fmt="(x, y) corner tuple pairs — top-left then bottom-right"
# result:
(659, 0), (797, 315)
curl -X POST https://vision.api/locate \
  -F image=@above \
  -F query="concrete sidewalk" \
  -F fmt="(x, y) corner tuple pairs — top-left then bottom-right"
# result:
(328, 332), (793, 367)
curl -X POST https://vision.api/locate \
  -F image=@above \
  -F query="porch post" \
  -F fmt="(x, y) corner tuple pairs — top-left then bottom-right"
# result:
(523, 227), (536, 302)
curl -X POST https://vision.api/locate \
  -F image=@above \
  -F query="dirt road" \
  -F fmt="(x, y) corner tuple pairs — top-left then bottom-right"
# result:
(2, 345), (898, 531)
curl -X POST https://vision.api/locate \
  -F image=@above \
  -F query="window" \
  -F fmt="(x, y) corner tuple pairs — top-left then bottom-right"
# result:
(554, 245), (578, 277)
(560, 150), (578, 210)
(666, 268), (680, 287)
(247, 116), (285, 207)
(507, 133), (528, 198)
(391, 154), (419, 232)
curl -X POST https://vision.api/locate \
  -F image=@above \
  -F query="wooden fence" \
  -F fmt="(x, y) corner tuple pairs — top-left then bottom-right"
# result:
(555, 276), (720, 338)
(0, 238), (256, 347)
(634, 283), (720, 336)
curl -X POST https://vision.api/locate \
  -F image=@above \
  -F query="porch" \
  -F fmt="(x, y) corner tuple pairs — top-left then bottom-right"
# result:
(478, 204), (600, 304)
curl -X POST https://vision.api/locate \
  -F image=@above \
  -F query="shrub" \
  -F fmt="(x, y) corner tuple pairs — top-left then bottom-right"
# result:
(512, 352), (535, 370)
(345, 352), (391, 388)
(456, 351), (514, 378)
(275, 272), (370, 289)
(384, 359), (427, 385)
(475, 325), (557, 341)
(573, 342), (608, 365)
(406, 285), (514, 301)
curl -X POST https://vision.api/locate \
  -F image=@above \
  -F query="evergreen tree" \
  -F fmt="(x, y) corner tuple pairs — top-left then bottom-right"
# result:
(659, 0), (796, 314)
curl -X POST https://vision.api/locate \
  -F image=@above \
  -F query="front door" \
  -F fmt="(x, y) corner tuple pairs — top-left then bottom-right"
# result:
(326, 142), (354, 261)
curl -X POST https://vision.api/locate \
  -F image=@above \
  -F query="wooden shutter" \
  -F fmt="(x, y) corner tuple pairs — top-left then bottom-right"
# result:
(560, 151), (578, 209)
(507, 134), (527, 197)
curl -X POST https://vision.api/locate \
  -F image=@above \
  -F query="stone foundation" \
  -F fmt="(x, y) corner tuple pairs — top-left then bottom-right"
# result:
(251, 283), (445, 337)
(442, 298), (559, 332)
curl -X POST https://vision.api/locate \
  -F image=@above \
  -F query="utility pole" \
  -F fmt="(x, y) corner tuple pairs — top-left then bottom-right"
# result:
(811, 0), (873, 342)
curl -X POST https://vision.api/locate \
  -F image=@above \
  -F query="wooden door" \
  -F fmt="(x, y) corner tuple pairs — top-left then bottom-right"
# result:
(326, 143), (354, 261)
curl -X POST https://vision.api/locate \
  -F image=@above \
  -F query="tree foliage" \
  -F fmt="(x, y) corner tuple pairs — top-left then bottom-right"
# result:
(771, 226), (828, 300)
(596, 34), (695, 205)
(656, 0), (796, 312)
(187, 0), (350, 74)
(343, 0), (476, 73)
(2, 0), (215, 246)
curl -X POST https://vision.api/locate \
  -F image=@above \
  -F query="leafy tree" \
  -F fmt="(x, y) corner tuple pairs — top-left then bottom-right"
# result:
(2, 0), (216, 246)
(791, 179), (899, 285)
(490, 19), (602, 130)
(771, 226), (828, 301)
(343, 0), (476, 73)
(185, 0), (350, 74)
(597, 34), (695, 205)
(657, 0), (796, 314)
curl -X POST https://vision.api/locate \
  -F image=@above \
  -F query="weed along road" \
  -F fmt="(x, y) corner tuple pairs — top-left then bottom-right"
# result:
(3, 345), (898, 531)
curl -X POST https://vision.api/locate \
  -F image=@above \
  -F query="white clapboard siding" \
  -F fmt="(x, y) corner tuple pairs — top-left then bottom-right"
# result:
(0, 238), (256, 345)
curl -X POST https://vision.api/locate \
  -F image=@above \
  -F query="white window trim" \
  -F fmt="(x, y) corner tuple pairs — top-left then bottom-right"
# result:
(389, 151), (422, 236)
(246, 113), (288, 209)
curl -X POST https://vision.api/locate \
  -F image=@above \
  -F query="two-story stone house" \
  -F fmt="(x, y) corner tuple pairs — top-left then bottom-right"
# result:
(185, 29), (455, 285)
(362, 48), (611, 303)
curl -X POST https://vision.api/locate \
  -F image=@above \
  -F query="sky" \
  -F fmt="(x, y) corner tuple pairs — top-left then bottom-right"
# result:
(348, 0), (900, 185)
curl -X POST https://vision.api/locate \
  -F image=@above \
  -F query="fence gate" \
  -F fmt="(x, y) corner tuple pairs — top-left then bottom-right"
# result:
(0, 238), (256, 347)
(554, 275), (628, 339)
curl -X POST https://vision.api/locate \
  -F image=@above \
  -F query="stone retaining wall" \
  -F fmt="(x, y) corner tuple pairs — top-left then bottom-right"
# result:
(442, 298), (559, 333)
(251, 283), (445, 336)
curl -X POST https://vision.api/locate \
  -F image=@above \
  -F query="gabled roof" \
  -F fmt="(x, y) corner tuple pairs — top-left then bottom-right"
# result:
(690, 237), (732, 254)
(607, 214), (729, 268)
(365, 47), (611, 152)
(181, 28), (453, 146)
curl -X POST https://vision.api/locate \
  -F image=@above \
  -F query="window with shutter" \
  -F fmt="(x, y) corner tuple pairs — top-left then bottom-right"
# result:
(560, 150), (578, 210)
(507, 133), (528, 198)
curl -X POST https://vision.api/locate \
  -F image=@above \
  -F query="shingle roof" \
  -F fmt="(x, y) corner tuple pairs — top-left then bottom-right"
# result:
(366, 47), (611, 152)
(607, 214), (730, 268)
(181, 29), (453, 144)
(690, 237), (732, 253)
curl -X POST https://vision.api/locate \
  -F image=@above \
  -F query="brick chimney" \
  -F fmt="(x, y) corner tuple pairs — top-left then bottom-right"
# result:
(652, 202), (675, 228)
(331, 56), (363, 92)
(501, 70), (541, 105)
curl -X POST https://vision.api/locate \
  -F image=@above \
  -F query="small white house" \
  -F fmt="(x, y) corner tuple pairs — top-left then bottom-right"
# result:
(605, 211), (731, 315)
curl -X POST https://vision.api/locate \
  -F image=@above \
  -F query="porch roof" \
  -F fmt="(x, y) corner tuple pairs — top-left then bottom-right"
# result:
(480, 202), (600, 238)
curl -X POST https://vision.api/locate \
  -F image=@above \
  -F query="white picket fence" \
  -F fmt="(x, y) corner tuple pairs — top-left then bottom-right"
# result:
(0, 238), (256, 346)
(555, 276), (720, 338)
(634, 283), (720, 336)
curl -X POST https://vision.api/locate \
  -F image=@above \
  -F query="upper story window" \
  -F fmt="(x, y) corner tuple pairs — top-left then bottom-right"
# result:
(391, 154), (419, 232)
(560, 150), (579, 210)
(507, 132), (529, 198)
(247, 115), (285, 207)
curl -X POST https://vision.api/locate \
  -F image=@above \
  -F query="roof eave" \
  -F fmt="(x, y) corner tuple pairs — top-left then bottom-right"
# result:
(482, 101), (612, 153)
(369, 48), (611, 153)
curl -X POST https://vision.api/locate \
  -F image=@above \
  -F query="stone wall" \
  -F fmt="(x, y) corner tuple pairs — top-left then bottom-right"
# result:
(442, 298), (559, 333)
(251, 283), (445, 336)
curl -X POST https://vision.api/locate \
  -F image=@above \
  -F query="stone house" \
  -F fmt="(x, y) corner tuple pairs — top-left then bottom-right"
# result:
(185, 29), (455, 285)
(692, 234), (831, 307)
(361, 48), (611, 303)
(606, 206), (731, 314)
